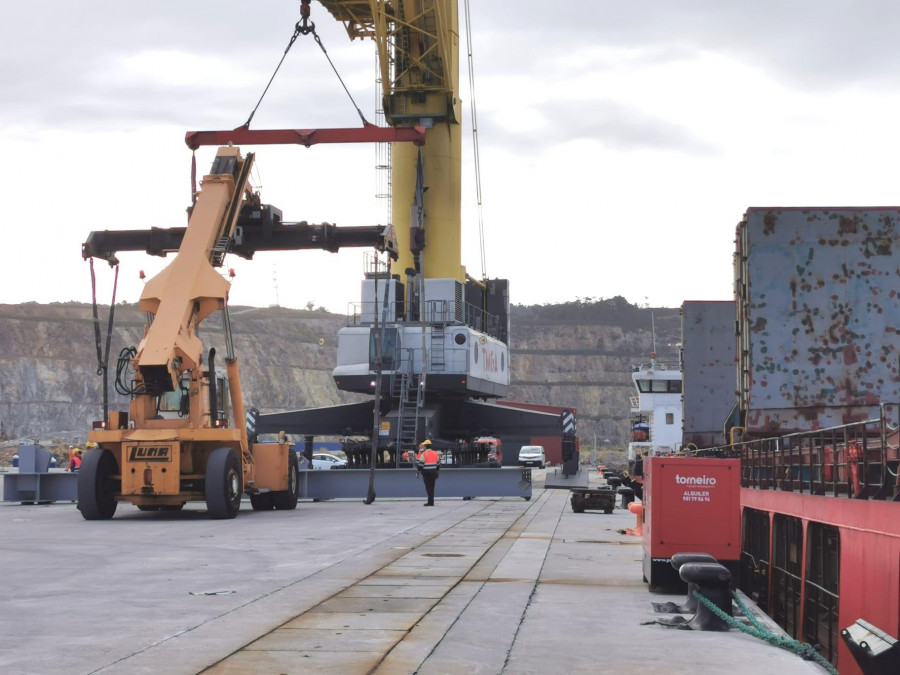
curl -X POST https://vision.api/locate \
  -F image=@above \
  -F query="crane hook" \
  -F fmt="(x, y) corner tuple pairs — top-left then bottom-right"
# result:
(297, 0), (315, 36)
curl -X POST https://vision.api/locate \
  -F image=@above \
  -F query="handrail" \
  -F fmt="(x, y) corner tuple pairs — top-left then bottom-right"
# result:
(346, 297), (505, 341)
(694, 404), (899, 501)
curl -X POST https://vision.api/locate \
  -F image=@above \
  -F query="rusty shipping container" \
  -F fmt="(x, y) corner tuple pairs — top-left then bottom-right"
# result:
(681, 301), (736, 448)
(736, 207), (900, 435)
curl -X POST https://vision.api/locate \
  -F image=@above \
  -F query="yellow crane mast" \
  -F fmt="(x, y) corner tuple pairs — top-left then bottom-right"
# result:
(319, 0), (464, 284)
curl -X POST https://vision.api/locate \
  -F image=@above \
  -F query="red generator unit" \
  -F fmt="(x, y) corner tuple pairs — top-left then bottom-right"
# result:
(642, 456), (741, 591)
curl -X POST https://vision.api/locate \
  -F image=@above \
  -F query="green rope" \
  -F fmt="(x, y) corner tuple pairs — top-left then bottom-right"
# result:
(693, 590), (839, 675)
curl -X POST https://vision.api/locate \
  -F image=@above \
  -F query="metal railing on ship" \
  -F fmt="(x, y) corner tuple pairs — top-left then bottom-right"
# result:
(693, 403), (900, 500)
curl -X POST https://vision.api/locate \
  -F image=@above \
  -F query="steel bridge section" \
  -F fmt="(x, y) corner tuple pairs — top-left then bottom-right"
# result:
(296, 466), (532, 501)
(2, 446), (78, 503)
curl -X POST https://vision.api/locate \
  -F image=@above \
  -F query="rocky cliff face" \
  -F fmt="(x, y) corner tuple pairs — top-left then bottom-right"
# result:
(0, 300), (680, 447)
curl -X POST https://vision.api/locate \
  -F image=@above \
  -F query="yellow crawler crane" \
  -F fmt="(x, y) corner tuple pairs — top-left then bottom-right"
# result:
(80, 147), (297, 519)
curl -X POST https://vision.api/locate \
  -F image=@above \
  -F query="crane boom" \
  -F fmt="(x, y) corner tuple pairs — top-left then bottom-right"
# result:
(136, 147), (252, 394)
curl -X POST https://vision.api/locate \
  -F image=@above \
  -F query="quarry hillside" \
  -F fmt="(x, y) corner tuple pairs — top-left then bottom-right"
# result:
(0, 298), (680, 448)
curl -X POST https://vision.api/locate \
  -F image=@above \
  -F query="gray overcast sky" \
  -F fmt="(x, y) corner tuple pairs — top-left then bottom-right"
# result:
(3, 1), (900, 313)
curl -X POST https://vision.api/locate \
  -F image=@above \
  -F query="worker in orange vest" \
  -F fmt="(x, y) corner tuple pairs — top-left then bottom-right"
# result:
(416, 439), (440, 506)
(67, 446), (83, 472)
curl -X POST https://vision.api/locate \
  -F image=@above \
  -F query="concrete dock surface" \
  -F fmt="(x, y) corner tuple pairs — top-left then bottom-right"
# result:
(0, 469), (825, 674)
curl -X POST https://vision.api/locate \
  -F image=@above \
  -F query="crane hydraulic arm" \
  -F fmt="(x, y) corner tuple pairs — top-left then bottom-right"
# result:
(134, 146), (251, 396)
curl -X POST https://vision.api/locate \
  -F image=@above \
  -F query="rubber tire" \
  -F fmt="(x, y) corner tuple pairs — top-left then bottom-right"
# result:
(78, 448), (119, 520)
(604, 508), (614, 514)
(273, 451), (300, 510)
(250, 492), (275, 511)
(205, 447), (242, 519)
(571, 498), (585, 513)
(523, 496), (531, 501)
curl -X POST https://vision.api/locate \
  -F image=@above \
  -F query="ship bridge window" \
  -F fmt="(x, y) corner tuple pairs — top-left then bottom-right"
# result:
(637, 379), (682, 393)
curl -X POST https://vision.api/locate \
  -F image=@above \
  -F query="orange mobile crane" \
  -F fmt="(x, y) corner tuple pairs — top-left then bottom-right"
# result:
(80, 145), (398, 519)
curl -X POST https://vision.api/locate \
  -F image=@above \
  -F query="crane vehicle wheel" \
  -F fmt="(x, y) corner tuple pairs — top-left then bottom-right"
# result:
(206, 447), (242, 519)
(78, 448), (119, 520)
(250, 492), (275, 511)
(273, 451), (300, 510)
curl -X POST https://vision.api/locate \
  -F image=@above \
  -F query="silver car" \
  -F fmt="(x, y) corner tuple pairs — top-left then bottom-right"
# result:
(311, 453), (348, 470)
(517, 445), (546, 468)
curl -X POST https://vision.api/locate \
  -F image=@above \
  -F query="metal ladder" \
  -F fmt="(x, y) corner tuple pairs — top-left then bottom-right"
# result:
(430, 326), (446, 372)
(211, 236), (230, 267)
(392, 351), (421, 460)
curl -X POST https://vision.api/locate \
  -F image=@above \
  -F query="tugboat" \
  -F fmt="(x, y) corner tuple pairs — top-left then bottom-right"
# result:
(626, 353), (682, 497)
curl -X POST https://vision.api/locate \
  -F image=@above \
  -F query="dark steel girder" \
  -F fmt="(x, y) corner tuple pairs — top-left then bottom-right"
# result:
(83, 218), (398, 264)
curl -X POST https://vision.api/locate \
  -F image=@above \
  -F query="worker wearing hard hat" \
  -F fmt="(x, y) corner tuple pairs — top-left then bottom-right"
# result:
(416, 439), (440, 506)
(67, 446), (83, 472)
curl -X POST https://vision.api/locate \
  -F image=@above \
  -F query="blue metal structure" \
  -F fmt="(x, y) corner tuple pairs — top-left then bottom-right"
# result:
(3, 445), (77, 503)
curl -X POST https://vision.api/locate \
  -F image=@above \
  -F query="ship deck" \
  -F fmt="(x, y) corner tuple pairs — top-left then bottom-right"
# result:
(0, 469), (826, 674)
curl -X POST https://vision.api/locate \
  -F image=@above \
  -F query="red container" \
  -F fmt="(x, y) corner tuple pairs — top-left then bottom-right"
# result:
(642, 456), (741, 591)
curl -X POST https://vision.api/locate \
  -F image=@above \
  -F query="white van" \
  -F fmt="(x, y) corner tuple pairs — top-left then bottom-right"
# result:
(518, 445), (546, 468)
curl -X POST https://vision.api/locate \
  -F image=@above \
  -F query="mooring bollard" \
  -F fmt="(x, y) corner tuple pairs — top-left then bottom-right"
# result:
(669, 552), (718, 613)
(679, 562), (733, 631)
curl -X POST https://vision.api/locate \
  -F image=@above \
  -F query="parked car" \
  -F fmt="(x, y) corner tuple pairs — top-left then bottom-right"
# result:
(518, 445), (546, 468)
(311, 453), (348, 470)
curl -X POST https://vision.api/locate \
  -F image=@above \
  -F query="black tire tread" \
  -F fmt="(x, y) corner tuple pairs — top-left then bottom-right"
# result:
(77, 448), (118, 520)
(273, 451), (300, 510)
(250, 492), (275, 510)
(206, 447), (242, 519)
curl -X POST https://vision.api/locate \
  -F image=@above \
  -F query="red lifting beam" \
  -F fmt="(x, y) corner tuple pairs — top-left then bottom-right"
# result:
(185, 123), (426, 150)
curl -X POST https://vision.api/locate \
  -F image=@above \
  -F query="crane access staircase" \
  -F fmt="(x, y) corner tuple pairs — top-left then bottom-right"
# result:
(392, 349), (424, 459)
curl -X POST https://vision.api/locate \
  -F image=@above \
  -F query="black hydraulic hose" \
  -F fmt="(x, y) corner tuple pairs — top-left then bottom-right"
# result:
(114, 346), (138, 397)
